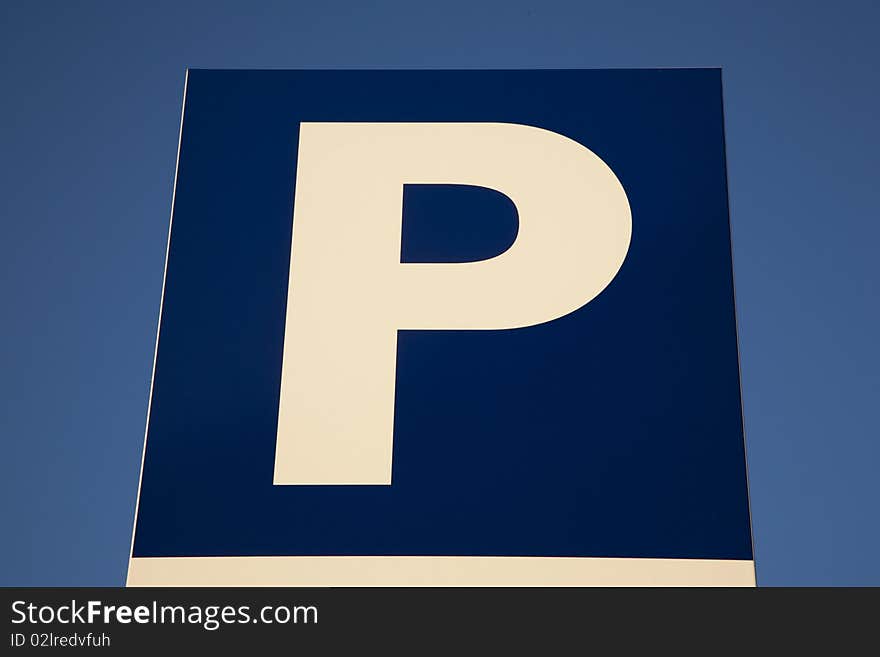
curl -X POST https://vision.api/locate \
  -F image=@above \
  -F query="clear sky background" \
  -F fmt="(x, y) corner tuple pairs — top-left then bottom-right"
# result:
(1, 1), (877, 586)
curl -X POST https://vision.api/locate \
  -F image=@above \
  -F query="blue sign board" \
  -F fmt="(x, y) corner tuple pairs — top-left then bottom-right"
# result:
(129, 69), (754, 586)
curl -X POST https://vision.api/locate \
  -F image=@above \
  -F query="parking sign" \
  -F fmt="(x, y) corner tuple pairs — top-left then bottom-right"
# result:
(129, 69), (754, 586)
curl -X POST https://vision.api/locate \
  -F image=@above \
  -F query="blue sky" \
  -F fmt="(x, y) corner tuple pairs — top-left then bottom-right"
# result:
(0, 1), (877, 585)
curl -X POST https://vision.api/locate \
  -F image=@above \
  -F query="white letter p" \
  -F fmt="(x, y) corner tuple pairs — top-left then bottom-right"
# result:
(274, 123), (631, 485)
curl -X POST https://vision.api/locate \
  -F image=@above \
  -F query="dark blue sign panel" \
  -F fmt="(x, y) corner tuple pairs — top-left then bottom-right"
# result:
(129, 70), (753, 586)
